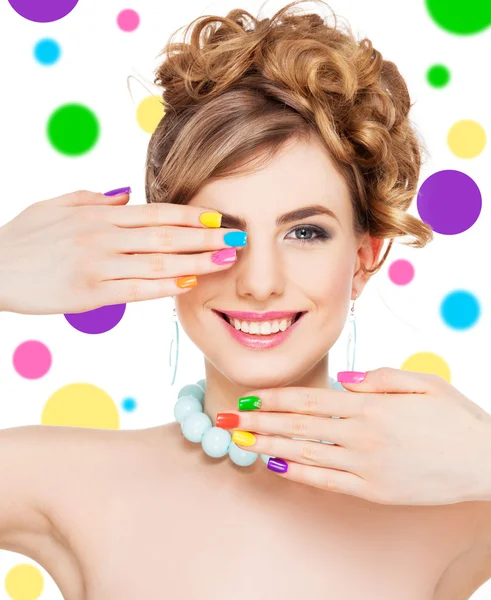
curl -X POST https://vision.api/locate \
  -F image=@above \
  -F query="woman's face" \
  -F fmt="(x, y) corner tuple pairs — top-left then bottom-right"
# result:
(176, 136), (381, 389)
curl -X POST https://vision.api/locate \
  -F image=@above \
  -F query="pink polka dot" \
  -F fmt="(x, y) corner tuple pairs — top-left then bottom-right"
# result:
(117, 9), (140, 32)
(388, 259), (415, 285)
(13, 340), (52, 379)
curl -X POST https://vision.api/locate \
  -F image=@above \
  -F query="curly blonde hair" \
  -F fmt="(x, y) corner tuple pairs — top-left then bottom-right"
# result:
(145, 0), (433, 275)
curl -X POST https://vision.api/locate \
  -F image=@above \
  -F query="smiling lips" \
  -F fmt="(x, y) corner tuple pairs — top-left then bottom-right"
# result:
(214, 309), (306, 349)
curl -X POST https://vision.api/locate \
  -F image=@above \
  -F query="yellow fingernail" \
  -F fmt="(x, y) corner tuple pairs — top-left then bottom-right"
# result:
(232, 430), (256, 447)
(200, 211), (222, 228)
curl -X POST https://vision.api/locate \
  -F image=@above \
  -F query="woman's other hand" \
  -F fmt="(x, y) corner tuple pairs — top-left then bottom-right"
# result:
(0, 188), (245, 315)
(220, 367), (491, 506)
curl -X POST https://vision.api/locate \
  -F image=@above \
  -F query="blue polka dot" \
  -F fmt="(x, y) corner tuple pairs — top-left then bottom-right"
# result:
(34, 39), (61, 65)
(121, 397), (137, 412)
(440, 290), (480, 330)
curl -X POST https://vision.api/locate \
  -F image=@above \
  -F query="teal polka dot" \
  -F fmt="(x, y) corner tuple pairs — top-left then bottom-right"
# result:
(34, 38), (61, 65)
(121, 397), (137, 412)
(440, 290), (480, 330)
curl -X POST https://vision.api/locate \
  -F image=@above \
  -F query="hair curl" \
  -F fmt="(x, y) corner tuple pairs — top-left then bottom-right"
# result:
(145, 0), (433, 275)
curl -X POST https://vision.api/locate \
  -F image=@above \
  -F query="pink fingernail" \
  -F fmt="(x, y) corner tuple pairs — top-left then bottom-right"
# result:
(337, 371), (366, 383)
(212, 247), (237, 265)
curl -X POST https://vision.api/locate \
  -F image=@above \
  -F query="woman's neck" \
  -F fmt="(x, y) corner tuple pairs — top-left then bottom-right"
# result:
(201, 355), (332, 424)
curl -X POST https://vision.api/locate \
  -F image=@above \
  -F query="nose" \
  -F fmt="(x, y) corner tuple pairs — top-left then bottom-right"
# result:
(234, 234), (285, 301)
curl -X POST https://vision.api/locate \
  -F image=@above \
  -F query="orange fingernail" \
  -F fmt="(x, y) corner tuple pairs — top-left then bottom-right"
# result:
(176, 275), (197, 289)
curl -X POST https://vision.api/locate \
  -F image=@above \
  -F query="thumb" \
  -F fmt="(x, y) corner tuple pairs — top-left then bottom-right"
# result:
(50, 187), (132, 207)
(336, 367), (436, 394)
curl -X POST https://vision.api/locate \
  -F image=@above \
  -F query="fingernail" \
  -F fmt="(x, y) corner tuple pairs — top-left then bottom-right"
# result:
(216, 413), (240, 428)
(104, 186), (132, 196)
(176, 275), (197, 289)
(232, 430), (256, 446)
(211, 247), (237, 265)
(200, 211), (222, 228)
(337, 371), (366, 383)
(238, 395), (262, 411)
(224, 231), (247, 247)
(268, 458), (288, 473)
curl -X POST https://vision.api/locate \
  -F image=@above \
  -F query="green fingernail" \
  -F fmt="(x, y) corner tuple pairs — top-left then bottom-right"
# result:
(238, 395), (262, 411)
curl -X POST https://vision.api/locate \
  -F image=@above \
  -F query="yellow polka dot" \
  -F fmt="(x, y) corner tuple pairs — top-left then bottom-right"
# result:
(41, 383), (120, 429)
(447, 119), (486, 159)
(401, 352), (451, 383)
(136, 95), (165, 134)
(5, 564), (44, 600)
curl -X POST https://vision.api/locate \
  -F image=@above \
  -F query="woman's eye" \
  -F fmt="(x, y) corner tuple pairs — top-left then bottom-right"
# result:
(286, 225), (332, 245)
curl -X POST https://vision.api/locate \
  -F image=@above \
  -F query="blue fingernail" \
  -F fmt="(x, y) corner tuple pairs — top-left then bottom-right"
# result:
(224, 231), (247, 247)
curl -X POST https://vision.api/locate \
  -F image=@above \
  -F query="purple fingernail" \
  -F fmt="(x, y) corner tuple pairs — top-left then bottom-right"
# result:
(267, 458), (288, 473)
(104, 186), (132, 196)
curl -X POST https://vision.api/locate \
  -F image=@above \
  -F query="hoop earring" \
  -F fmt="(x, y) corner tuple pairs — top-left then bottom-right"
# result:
(346, 292), (358, 372)
(168, 305), (180, 386)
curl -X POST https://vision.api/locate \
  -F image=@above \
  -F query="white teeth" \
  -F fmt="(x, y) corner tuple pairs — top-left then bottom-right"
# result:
(228, 316), (296, 335)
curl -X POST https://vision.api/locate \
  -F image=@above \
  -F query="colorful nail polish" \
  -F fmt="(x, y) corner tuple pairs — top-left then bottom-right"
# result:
(200, 211), (223, 228)
(211, 247), (237, 265)
(176, 275), (197, 289)
(267, 458), (288, 473)
(216, 413), (240, 429)
(337, 371), (366, 383)
(104, 186), (132, 196)
(238, 395), (262, 411)
(224, 231), (248, 247)
(232, 430), (256, 446)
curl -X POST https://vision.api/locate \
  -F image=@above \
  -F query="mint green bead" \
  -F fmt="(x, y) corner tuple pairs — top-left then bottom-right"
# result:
(229, 442), (258, 466)
(178, 383), (204, 403)
(202, 426), (231, 458)
(182, 412), (212, 443)
(196, 378), (206, 392)
(174, 395), (203, 424)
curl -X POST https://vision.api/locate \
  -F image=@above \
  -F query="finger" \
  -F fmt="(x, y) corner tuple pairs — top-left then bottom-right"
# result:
(233, 430), (355, 470)
(49, 189), (131, 207)
(233, 411), (354, 447)
(98, 202), (224, 229)
(97, 277), (195, 305)
(241, 387), (364, 418)
(98, 249), (237, 280)
(268, 459), (367, 498)
(111, 225), (244, 254)
(337, 367), (441, 395)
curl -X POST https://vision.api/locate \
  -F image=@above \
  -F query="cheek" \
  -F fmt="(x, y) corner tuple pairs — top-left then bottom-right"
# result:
(289, 249), (354, 302)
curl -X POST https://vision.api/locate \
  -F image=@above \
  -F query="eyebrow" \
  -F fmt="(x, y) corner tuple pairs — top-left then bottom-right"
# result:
(218, 204), (340, 230)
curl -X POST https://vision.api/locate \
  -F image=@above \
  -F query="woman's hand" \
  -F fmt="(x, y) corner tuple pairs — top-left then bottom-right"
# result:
(219, 367), (491, 505)
(0, 189), (245, 315)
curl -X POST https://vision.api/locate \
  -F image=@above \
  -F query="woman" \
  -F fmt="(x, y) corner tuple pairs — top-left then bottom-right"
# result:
(1, 1), (491, 598)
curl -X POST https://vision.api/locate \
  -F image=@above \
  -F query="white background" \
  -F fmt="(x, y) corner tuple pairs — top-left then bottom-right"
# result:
(0, 0), (489, 597)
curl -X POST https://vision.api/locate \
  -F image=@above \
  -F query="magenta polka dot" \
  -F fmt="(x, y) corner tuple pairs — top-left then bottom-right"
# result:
(388, 259), (415, 285)
(13, 341), (52, 379)
(117, 9), (140, 32)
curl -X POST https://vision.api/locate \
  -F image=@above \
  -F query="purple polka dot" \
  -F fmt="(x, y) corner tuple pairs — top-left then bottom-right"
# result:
(417, 170), (482, 235)
(13, 340), (52, 379)
(8, 0), (80, 22)
(388, 259), (415, 285)
(64, 304), (126, 334)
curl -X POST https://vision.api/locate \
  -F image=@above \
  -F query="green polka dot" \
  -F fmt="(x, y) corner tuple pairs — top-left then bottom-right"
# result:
(47, 103), (100, 156)
(425, 0), (491, 35)
(427, 64), (451, 88)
